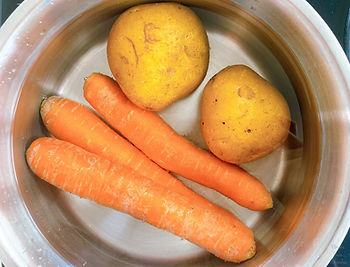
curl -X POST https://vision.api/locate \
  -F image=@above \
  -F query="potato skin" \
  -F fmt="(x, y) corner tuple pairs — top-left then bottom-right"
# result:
(200, 65), (291, 164)
(107, 2), (209, 111)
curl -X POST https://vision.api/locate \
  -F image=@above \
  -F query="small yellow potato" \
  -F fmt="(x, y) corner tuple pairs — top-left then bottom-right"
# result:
(200, 65), (291, 164)
(107, 2), (209, 111)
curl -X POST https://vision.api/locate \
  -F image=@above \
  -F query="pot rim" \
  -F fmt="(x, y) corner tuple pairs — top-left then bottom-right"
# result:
(0, 0), (349, 266)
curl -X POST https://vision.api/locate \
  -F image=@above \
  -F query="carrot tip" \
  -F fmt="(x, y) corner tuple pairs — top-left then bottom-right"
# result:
(40, 97), (48, 110)
(244, 242), (256, 261)
(40, 96), (59, 120)
(265, 193), (274, 209)
(267, 200), (273, 209)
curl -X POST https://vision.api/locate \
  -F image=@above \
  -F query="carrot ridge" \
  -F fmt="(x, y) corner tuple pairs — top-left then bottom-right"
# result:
(83, 73), (273, 211)
(40, 95), (205, 202)
(26, 137), (256, 263)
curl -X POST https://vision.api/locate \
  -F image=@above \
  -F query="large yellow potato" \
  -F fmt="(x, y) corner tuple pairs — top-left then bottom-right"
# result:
(107, 2), (209, 111)
(200, 65), (291, 164)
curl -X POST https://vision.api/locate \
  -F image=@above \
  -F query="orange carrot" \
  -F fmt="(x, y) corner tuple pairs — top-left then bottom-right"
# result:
(84, 73), (273, 211)
(40, 96), (202, 201)
(26, 137), (256, 263)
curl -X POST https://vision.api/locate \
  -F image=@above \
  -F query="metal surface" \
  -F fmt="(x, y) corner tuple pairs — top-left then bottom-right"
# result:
(0, 0), (349, 266)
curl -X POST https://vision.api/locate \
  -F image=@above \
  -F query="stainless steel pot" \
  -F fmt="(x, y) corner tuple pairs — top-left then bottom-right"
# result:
(0, 0), (349, 266)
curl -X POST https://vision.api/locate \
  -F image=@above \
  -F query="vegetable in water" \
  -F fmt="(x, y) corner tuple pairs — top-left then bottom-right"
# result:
(26, 137), (256, 263)
(107, 2), (209, 111)
(201, 65), (291, 164)
(41, 96), (210, 204)
(84, 73), (273, 211)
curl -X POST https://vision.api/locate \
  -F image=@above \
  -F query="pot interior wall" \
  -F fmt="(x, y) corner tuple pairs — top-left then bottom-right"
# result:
(11, 1), (321, 266)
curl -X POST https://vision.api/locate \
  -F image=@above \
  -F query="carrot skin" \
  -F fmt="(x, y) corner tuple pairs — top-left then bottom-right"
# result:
(84, 73), (273, 211)
(40, 96), (202, 200)
(26, 137), (256, 263)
